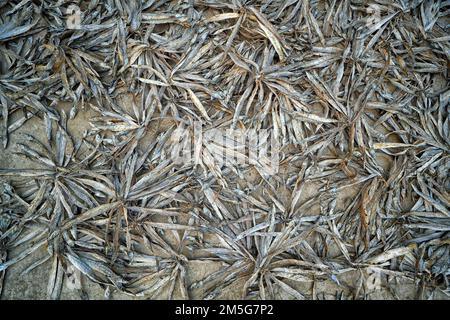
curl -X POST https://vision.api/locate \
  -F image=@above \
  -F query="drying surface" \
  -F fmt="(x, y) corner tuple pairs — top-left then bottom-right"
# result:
(0, 1), (449, 300)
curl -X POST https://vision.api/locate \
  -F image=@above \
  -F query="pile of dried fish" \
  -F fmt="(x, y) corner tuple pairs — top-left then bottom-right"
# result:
(0, 0), (449, 300)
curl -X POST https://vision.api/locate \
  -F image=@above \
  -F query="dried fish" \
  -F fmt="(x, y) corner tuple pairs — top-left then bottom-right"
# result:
(0, 0), (448, 301)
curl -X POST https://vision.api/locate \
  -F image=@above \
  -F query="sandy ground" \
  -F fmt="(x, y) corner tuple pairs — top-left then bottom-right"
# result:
(0, 98), (447, 300)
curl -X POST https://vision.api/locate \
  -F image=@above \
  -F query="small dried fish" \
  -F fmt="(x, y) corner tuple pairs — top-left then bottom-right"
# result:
(0, 0), (448, 301)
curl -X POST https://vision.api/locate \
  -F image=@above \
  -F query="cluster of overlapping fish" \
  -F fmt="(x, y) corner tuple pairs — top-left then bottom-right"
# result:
(0, 0), (448, 299)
